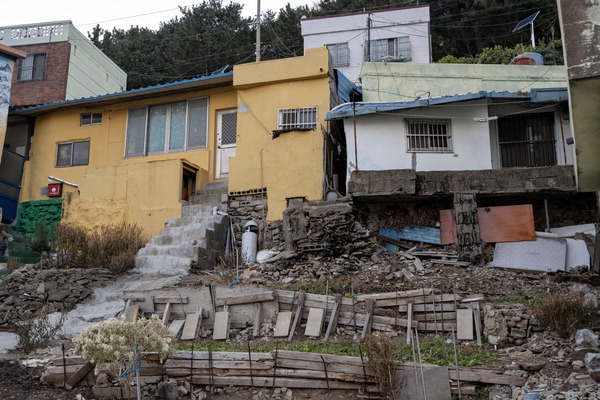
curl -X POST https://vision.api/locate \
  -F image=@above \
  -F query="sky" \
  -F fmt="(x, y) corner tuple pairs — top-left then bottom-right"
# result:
(0, 0), (314, 35)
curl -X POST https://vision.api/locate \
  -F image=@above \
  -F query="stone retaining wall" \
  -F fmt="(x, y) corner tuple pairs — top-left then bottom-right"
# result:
(483, 304), (538, 347)
(0, 266), (114, 326)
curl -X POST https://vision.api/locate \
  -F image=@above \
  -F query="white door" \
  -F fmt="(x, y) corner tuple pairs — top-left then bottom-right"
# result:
(216, 109), (237, 179)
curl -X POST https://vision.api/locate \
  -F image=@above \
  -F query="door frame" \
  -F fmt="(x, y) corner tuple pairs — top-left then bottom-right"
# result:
(215, 108), (237, 180)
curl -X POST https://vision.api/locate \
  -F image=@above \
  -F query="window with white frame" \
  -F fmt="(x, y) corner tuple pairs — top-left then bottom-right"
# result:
(405, 119), (452, 152)
(81, 113), (103, 126)
(56, 140), (90, 167)
(19, 53), (46, 81)
(277, 107), (318, 131)
(327, 43), (350, 67)
(125, 98), (208, 157)
(369, 37), (411, 61)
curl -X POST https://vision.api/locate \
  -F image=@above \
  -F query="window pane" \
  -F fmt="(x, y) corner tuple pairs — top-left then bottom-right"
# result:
(20, 54), (34, 81)
(169, 102), (186, 150)
(72, 141), (90, 165)
(32, 54), (46, 80)
(56, 143), (72, 166)
(147, 105), (167, 153)
(126, 108), (147, 156)
(187, 98), (208, 149)
(81, 113), (92, 126)
(92, 113), (103, 124)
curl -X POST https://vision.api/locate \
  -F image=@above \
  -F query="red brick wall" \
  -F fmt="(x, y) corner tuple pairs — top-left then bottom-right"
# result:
(9, 42), (70, 107)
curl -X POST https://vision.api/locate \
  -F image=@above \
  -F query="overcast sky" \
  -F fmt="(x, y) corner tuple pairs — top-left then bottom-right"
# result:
(0, 0), (314, 35)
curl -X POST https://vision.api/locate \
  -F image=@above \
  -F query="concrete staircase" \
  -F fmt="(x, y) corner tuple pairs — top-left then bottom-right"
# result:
(134, 182), (229, 275)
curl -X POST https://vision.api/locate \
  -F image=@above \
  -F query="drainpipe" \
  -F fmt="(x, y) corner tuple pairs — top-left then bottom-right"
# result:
(352, 102), (359, 172)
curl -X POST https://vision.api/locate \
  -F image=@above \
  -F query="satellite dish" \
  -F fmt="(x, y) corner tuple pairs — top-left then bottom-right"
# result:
(512, 11), (540, 47)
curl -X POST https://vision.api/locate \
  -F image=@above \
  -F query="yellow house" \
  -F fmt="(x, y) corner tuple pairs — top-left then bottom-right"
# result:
(14, 47), (351, 240)
(17, 72), (236, 237)
(229, 47), (346, 221)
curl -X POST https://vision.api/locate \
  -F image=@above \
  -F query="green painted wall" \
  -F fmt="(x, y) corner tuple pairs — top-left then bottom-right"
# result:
(361, 63), (568, 102)
(15, 199), (63, 238)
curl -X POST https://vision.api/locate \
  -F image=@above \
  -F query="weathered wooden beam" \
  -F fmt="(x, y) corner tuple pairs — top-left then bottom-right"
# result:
(215, 291), (275, 307)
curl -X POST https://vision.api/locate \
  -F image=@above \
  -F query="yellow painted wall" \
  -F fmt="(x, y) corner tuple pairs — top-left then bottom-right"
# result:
(230, 47), (331, 220)
(20, 86), (236, 237)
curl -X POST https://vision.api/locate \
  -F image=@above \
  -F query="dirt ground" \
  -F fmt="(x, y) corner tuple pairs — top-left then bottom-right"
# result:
(0, 359), (94, 400)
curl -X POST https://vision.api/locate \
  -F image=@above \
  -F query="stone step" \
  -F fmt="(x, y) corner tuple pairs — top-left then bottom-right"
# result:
(137, 245), (198, 258)
(190, 193), (228, 207)
(149, 230), (207, 246)
(165, 215), (223, 228)
(134, 255), (193, 275)
(159, 222), (219, 237)
(181, 204), (215, 217)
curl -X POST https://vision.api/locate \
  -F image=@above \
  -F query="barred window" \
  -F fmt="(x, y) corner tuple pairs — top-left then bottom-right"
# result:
(369, 37), (411, 61)
(327, 43), (350, 67)
(277, 107), (318, 130)
(405, 119), (452, 152)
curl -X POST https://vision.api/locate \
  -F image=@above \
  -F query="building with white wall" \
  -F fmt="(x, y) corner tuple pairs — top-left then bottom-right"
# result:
(327, 89), (573, 185)
(301, 5), (431, 84)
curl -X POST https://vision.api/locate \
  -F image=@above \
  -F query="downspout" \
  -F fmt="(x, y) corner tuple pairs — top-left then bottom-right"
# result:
(352, 102), (358, 171)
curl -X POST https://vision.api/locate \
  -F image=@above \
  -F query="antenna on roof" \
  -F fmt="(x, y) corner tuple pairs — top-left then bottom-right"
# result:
(512, 11), (540, 48)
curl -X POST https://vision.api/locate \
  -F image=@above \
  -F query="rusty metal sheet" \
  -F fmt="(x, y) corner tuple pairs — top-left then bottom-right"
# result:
(439, 204), (536, 244)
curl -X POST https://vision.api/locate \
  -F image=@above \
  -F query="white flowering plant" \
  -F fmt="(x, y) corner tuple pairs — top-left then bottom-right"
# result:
(74, 314), (176, 365)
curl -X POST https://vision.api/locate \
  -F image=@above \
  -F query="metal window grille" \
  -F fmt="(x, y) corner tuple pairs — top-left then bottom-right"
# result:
(498, 113), (556, 168)
(278, 107), (317, 130)
(406, 119), (452, 152)
(327, 43), (350, 67)
(369, 37), (412, 61)
(19, 53), (46, 81)
(221, 112), (237, 145)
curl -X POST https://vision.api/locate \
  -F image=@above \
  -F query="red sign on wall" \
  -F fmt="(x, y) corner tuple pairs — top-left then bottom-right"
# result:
(48, 183), (63, 197)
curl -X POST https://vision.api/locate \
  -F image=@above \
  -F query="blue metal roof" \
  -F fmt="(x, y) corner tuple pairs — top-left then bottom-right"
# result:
(335, 70), (362, 103)
(326, 88), (568, 120)
(18, 71), (234, 114)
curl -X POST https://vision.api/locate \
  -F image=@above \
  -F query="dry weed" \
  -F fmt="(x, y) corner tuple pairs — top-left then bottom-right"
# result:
(533, 292), (595, 339)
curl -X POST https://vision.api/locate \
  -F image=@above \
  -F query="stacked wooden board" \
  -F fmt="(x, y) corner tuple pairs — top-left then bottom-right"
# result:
(276, 289), (483, 338)
(42, 351), (526, 396)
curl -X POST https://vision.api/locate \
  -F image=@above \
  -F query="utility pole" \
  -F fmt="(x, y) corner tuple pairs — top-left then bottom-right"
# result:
(366, 13), (371, 62)
(255, 0), (261, 62)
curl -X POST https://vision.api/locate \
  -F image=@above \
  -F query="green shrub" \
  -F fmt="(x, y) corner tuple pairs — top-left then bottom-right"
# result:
(533, 292), (595, 339)
(53, 222), (145, 273)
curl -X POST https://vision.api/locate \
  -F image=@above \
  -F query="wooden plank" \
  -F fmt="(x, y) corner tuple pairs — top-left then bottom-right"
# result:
(406, 303), (413, 344)
(473, 304), (483, 347)
(165, 359), (273, 370)
(253, 303), (262, 337)
(189, 375), (375, 390)
(356, 289), (433, 302)
(430, 259), (471, 267)
(323, 294), (341, 341)
(215, 291), (275, 307)
(372, 294), (460, 308)
(288, 292), (305, 342)
(360, 298), (374, 341)
(167, 367), (372, 383)
(161, 302), (172, 325)
(413, 257), (424, 272)
(153, 297), (188, 304)
(64, 361), (93, 390)
(449, 369), (527, 386)
(171, 352), (273, 361)
(49, 356), (86, 367)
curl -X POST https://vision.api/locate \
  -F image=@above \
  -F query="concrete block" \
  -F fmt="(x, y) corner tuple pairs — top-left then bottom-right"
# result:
(274, 311), (293, 337)
(180, 311), (202, 340)
(457, 308), (474, 340)
(168, 319), (185, 336)
(212, 311), (230, 340)
(304, 308), (325, 337)
(122, 305), (139, 323)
